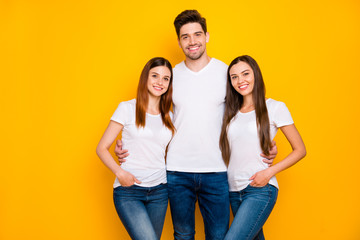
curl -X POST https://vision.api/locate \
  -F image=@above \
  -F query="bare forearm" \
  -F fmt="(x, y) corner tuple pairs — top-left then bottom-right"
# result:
(96, 121), (124, 175)
(268, 147), (306, 176)
(96, 147), (122, 175)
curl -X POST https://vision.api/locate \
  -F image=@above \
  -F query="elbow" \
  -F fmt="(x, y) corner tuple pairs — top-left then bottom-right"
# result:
(300, 145), (307, 159)
(96, 144), (103, 157)
(96, 145), (100, 157)
(293, 145), (306, 161)
(96, 143), (111, 158)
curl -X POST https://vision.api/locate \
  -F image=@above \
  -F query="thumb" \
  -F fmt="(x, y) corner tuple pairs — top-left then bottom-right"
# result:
(249, 174), (255, 180)
(116, 139), (122, 147)
(134, 177), (142, 184)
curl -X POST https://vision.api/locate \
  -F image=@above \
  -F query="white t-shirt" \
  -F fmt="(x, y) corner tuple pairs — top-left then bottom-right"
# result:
(227, 98), (294, 191)
(166, 58), (228, 172)
(110, 99), (173, 188)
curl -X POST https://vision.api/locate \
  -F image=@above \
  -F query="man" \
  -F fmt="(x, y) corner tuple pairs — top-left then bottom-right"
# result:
(115, 10), (276, 240)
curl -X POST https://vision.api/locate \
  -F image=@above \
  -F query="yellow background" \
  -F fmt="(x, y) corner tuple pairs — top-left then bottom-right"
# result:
(1, 0), (359, 239)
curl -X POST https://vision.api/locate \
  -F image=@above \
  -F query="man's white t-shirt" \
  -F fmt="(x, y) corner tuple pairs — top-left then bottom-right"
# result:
(166, 58), (228, 172)
(110, 99), (173, 188)
(227, 98), (294, 191)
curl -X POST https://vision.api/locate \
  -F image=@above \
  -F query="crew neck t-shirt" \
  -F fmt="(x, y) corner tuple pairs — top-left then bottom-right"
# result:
(110, 99), (173, 188)
(227, 98), (294, 191)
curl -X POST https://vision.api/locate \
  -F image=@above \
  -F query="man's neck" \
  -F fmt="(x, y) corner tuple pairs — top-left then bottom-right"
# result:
(184, 54), (211, 72)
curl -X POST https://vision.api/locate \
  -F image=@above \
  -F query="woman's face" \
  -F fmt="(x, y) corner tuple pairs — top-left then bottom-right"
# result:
(229, 61), (254, 97)
(147, 66), (171, 98)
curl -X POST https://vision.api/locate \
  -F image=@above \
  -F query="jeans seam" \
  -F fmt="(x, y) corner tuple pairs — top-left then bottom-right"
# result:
(246, 185), (271, 240)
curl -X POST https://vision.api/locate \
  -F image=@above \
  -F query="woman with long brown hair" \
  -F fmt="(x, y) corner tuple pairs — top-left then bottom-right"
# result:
(96, 57), (175, 240)
(220, 55), (306, 240)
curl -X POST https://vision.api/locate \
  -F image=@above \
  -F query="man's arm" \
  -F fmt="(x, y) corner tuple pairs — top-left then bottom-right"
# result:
(260, 140), (278, 166)
(114, 139), (129, 163)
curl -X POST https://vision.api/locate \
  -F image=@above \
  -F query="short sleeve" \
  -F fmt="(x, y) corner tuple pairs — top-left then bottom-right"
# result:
(110, 102), (130, 125)
(273, 101), (294, 128)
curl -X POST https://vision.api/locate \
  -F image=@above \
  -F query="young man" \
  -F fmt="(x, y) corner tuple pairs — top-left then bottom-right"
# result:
(115, 10), (276, 240)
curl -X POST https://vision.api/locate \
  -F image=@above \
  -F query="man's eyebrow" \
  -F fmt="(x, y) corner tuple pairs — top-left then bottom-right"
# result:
(180, 31), (204, 38)
(180, 33), (189, 38)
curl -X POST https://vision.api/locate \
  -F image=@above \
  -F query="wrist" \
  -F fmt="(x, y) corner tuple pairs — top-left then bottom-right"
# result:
(266, 166), (277, 177)
(114, 167), (124, 177)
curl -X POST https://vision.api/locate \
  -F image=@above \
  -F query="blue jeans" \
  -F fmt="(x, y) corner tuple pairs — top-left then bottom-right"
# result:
(224, 184), (278, 240)
(113, 183), (168, 240)
(167, 171), (230, 240)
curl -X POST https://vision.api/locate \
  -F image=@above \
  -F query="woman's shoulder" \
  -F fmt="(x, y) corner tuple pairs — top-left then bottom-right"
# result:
(121, 98), (136, 105)
(266, 98), (289, 113)
(266, 98), (286, 107)
(266, 98), (293, 119)
(115, 98), (136, 113)
(119, 98), (136, 107)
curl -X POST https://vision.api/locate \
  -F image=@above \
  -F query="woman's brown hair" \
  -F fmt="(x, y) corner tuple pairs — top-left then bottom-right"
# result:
(136, 57), (175, 134)
(219, 55), (271, 165)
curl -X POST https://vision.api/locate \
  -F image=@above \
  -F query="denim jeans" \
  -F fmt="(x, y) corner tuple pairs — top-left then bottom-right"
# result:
(224, 184), (278, 240)
(113, 183), (168, 240)
(167, 171), (230, 240)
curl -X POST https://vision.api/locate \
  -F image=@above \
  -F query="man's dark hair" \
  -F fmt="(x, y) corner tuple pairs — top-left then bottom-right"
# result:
(174, 10), (207, 39)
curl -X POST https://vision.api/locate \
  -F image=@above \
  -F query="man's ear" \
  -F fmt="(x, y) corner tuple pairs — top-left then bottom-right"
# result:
(206, 32), (210, 43)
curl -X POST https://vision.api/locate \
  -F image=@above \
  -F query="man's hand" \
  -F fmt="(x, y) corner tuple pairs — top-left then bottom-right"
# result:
(114, 140), (129, 163)
(260, 140), (278, 166)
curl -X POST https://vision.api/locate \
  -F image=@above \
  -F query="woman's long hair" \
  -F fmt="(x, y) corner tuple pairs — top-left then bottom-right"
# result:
(219, 55), (271, 165)
(136, 57), (175, 135)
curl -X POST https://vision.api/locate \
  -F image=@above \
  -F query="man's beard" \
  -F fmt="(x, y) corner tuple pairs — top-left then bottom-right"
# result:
(184, 46), (205, 60)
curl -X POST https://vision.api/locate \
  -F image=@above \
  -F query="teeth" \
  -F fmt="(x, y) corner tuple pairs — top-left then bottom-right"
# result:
(189, 46), (199, 50)
(154, 86), (163, 90)
(240, 85), (247, 89)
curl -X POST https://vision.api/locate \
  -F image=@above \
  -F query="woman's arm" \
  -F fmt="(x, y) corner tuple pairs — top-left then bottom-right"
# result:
(96, 121), (141, 186)
(249, 124), (306, 187)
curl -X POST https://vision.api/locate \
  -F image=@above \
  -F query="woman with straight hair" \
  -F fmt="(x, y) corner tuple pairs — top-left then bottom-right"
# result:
(220, 55), (306, 240)
(96, 57), (175, 240)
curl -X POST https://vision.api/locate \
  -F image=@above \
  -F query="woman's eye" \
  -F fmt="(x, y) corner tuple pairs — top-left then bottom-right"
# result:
(152, 74), (157, 78)
(243, 72), (249, 76)
(231, 76), (237, 80)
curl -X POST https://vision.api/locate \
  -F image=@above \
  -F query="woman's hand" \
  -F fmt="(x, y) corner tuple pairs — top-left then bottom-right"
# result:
(116, 169), (141, 187)
(249, 168), (274, 187)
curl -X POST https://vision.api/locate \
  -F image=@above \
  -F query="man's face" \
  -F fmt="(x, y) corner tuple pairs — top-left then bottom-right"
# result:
(178, 22), (209, 61)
